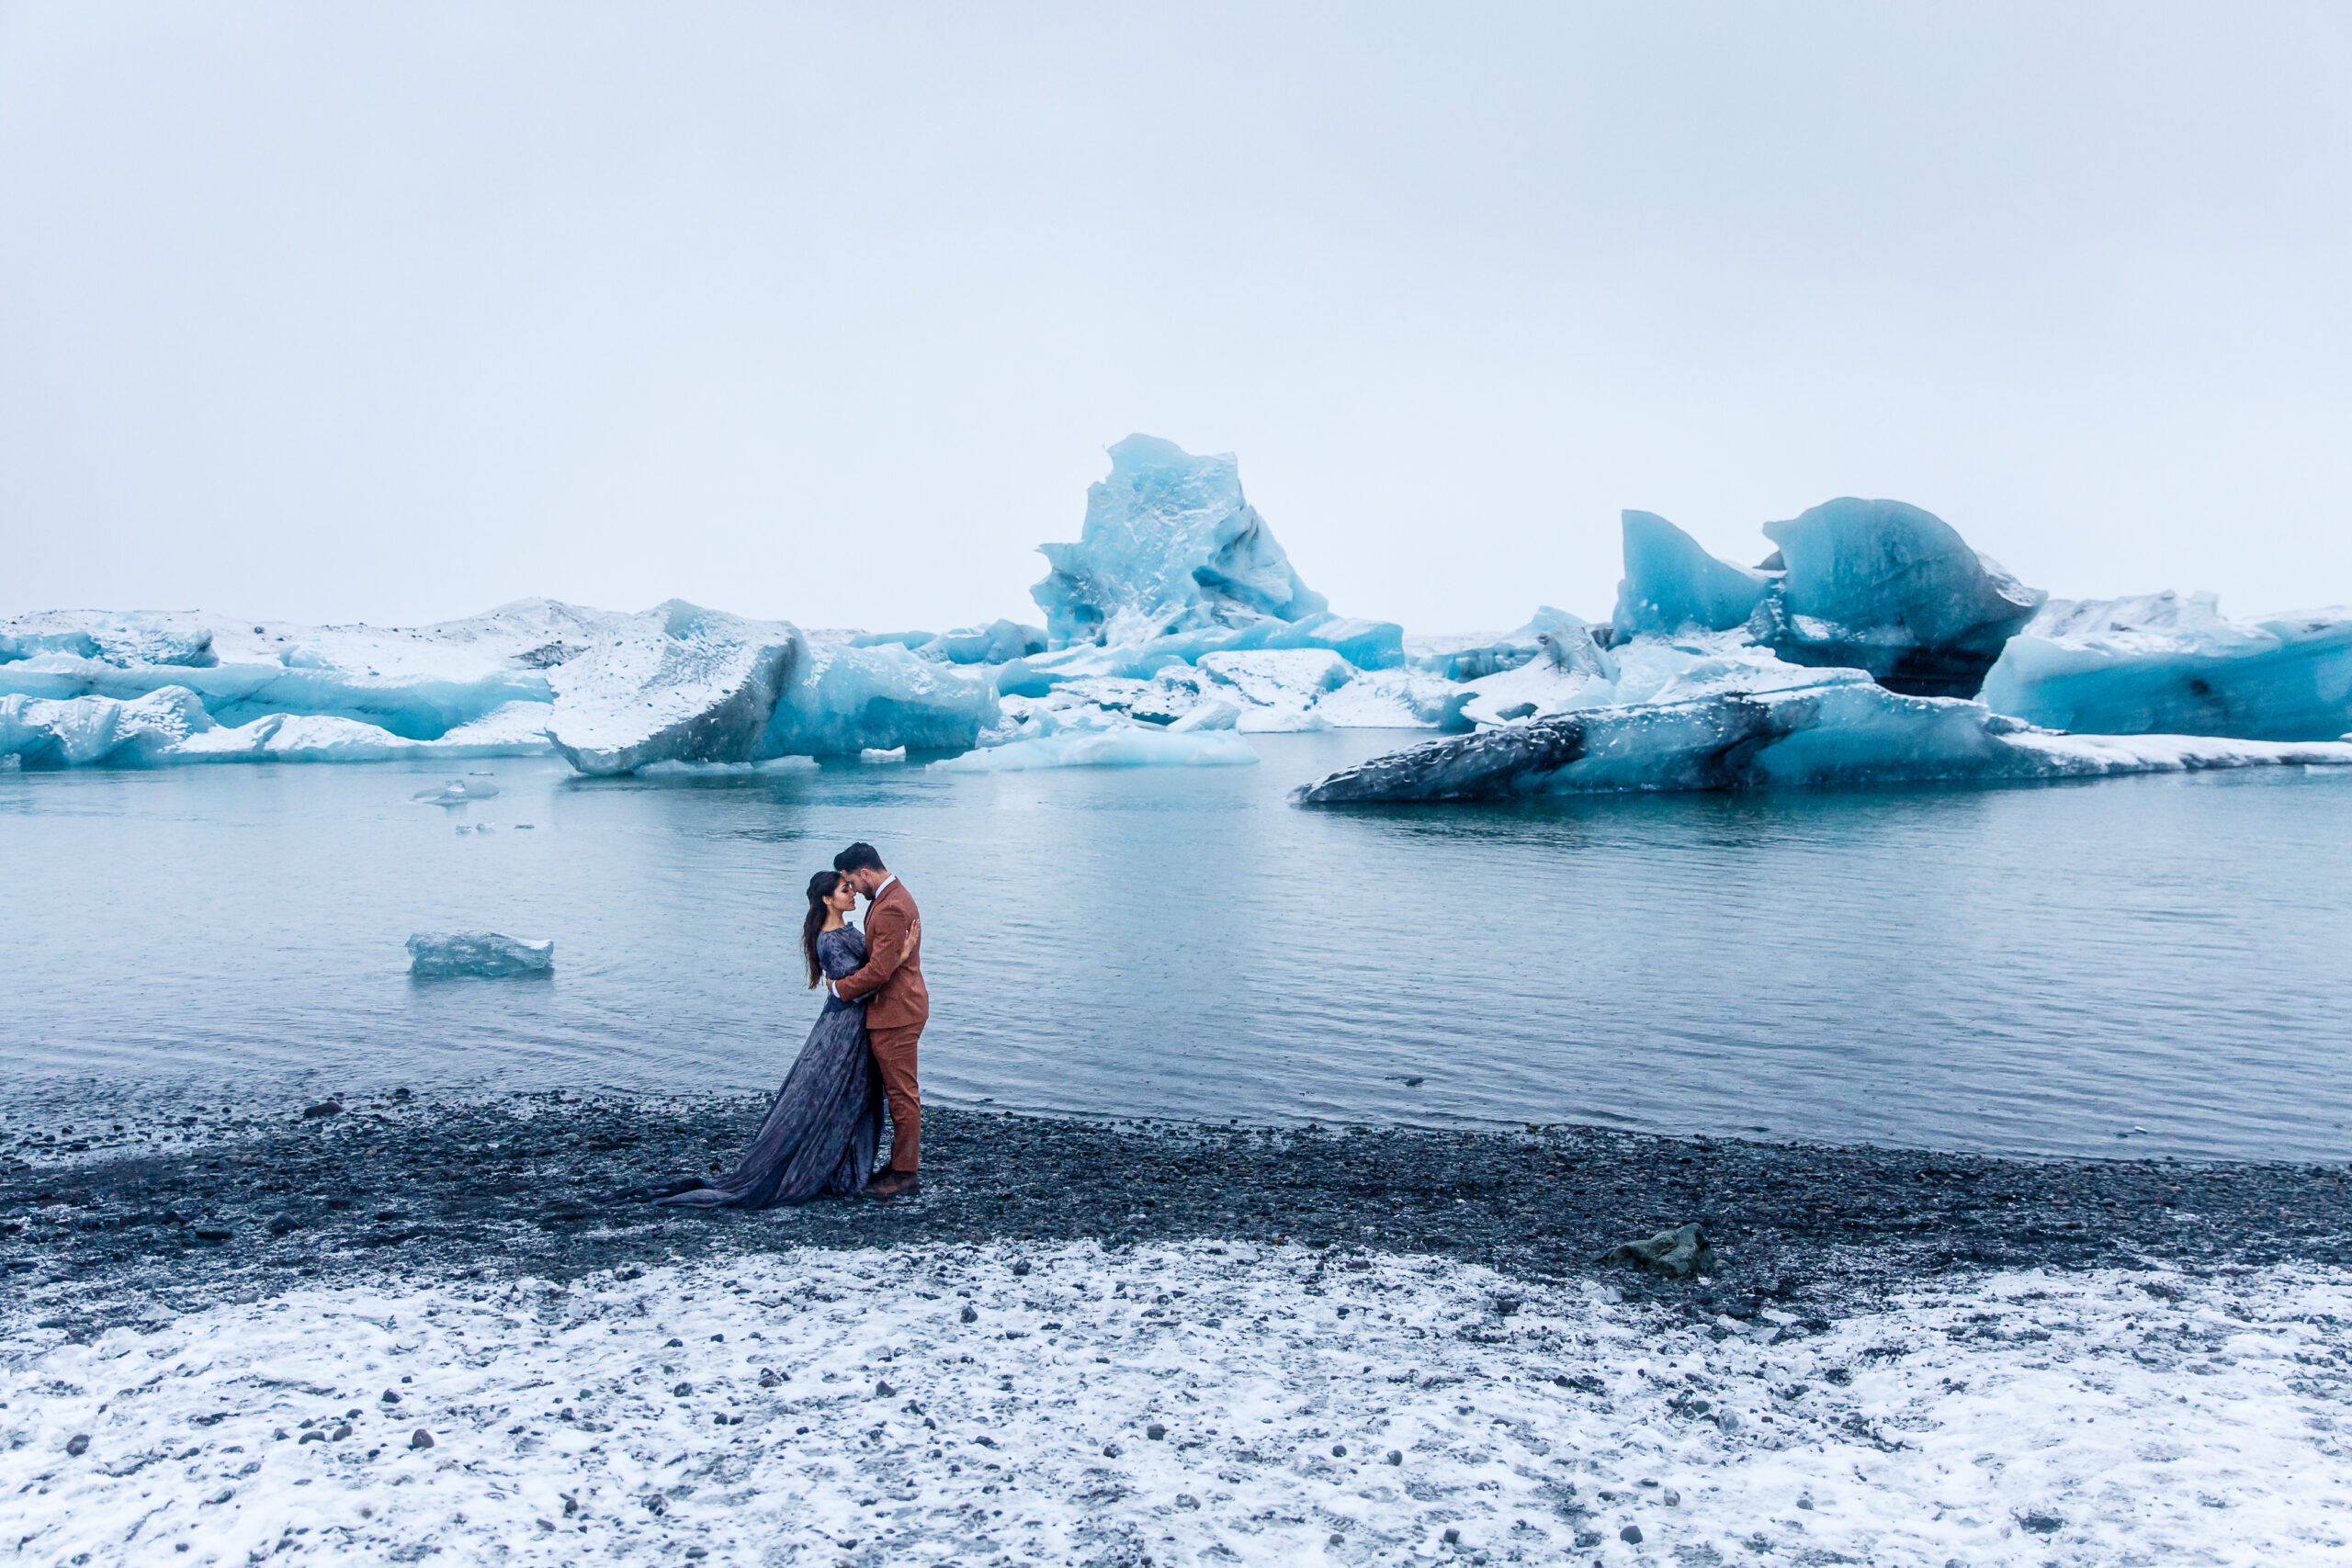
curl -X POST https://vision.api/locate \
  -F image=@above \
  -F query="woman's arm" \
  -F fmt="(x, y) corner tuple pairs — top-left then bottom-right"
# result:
(831, 904), (910, 1001)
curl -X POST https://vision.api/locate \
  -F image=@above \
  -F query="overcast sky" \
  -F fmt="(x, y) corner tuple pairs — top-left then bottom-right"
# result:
(4, 3), (2347, 635)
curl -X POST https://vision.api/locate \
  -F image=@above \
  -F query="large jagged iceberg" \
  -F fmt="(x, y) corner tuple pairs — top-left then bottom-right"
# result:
(1980, 592), (2352, 741)
(1031, 434), (1328, 648)
(1752, 498), (2045, 697)
(1294, 684), (2352, 804)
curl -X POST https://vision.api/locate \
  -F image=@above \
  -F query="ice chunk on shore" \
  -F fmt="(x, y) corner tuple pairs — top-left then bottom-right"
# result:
(405, 931), (554, 978)
(1981, 592), (2352, 740)
(1612, 511), (1775, 635)
(1757, 498), (2045, 696)
(1294, 684), (2352, 803)
(933, 728), (1258, 771)
(1031, 434), (1328, 648)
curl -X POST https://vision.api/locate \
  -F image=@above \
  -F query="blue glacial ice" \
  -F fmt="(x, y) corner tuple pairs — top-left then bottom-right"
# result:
(1031, 434), (1329, 648)
(1611, 512), (1775, 636)
(851, 619), (1048, 665)
(996, 613), (1403, 697)
(1295, 682), (2352, 803)
(1752, 498), (2045, 696)
(547, 605), (996, 774)
(763, 637), (998, 760)
(1980, 592), (2352, 742)
(406, 931), (555, 979)
(13, 435), (2352, 789)
(0, 606), (560, 738)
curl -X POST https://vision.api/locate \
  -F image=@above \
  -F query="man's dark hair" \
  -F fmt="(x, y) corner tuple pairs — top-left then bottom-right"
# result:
(833, 841), (886, 874)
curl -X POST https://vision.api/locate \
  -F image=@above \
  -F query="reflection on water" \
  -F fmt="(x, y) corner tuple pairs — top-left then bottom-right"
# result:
(4, 736), (2348, 1160)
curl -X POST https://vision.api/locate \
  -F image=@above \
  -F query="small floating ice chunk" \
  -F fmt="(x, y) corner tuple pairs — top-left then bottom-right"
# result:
(859, 745), (908, 762)
(413, 778), (501, 805)
(406, 931), (555, 979)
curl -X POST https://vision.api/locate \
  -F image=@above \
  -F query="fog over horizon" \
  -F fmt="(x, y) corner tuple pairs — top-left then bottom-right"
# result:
(4, 3), (2348, 636)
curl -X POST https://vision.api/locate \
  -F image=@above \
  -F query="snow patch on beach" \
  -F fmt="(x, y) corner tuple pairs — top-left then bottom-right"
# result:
(5, 1245), (2346, 1566)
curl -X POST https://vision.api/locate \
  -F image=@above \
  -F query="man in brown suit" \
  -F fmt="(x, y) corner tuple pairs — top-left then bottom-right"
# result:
(828, 841), (927, 1199)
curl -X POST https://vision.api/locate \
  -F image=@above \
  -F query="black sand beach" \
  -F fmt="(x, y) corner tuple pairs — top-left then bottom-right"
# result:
(8, 1093), (2347, 1336)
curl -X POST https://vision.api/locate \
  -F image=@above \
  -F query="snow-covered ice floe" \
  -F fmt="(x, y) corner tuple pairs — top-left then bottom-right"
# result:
(6, 1245), (2346, 1566)
(1295, 683), (2352, 803)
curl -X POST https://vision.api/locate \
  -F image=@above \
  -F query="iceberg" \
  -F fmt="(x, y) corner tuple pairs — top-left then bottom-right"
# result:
(852, 620), (1048, 665)
(1293, 683), (2352, 804)
(1310, 669), (1473, 730)
(1611, 512), (1774, 636)
(546, 601), (798, 776)
(1197, 649), (1352, 732)
(1754, 498), (2045, 697)
(762, 637), (997, 759)
(405, 931), (555, 979)
(0, 605), (566, 739)
(0, 686), (215, 767)
(933, 728), (1258, 772)
(1031, 434), (1328, 648)
(1980, 593), (2352, 741)
(996, 612), (1402, 696)
(545, 607), (996, 775)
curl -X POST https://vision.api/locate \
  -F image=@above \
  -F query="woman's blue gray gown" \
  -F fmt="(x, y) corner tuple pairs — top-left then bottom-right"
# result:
(655, 926), (885, 1208)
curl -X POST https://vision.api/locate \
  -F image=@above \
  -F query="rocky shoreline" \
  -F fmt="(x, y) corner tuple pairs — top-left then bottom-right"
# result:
(6, 1091), (2348, 1337)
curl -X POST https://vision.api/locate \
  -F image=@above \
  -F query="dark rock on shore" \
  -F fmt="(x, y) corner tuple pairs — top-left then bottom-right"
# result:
(3, 1091), (2347, 1337)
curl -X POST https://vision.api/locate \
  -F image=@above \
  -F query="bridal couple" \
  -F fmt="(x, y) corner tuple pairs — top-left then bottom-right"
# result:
(652, 841), (927, 1208)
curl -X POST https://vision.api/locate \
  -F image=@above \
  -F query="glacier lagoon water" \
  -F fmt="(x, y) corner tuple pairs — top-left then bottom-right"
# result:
(3, 734), (2347, 1162)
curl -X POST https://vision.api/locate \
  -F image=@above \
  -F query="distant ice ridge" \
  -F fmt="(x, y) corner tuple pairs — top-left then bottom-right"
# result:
(12, 435), (2352, 782)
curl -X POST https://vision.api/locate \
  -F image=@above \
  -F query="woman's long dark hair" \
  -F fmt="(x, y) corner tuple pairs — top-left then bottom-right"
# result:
(802, 870), (843, 989)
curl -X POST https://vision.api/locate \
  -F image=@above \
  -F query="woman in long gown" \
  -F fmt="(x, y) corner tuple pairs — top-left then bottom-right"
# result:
(648, 871), (887, 1208)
